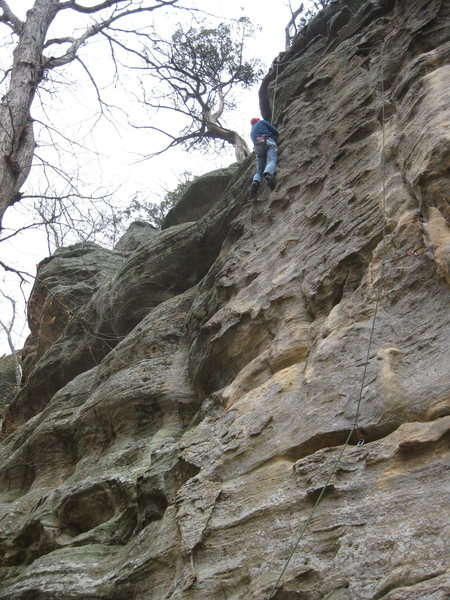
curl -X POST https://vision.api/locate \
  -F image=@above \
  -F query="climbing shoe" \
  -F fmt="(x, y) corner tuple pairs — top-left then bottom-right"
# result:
(264, 173), (276, 190)
(250, 181), (260, 198)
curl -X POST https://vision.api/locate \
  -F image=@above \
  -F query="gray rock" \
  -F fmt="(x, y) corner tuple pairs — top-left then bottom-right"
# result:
(0, 1), (449, 599)
(161, 164), (239, 229)
(114, 220), (157, 253)
(0, 353), (19, 406)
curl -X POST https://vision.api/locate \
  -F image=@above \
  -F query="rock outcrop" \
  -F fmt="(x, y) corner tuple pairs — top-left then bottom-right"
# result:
(0, 0), (449, 598)
(0, 354), (18, 408)
(114, 221), (157, 254)
(161, 164), (239, 229)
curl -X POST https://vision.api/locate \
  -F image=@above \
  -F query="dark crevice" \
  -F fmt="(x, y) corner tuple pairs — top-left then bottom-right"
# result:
(1, 519), (56, 567)
(189, 310), (276, 398)
(138, 490), (168, 526)
(56, 480), (131, 537)
(303, 229), (384, 318)
(303, 253), (365, 319)
(331, 276), (346, 308)
(135, 458), (200, 532)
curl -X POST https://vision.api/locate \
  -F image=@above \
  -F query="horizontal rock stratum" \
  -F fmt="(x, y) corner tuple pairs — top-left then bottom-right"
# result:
(0, 0), (449, 598)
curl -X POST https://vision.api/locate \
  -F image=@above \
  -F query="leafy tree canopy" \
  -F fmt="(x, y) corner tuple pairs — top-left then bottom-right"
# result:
(138, 18), (263, 159)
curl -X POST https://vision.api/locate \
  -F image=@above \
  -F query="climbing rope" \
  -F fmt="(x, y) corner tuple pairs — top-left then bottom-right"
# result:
(271, 61), (281, 124)
(267, 40), (383, 126)
(266, 41), (388, 599)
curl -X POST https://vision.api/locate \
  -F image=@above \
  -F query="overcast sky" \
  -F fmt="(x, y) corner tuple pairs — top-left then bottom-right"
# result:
(0, 0), (307, 355)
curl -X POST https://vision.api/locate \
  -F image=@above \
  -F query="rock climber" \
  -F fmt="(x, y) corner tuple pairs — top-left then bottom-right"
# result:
(249, 117), (279, 197)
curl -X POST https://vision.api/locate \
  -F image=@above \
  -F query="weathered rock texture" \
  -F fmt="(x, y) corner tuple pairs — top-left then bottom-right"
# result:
(161, 164), (239, 229)
(1, 0), (449, 598)
(114, 221), (157, 254)
(0, 354), (18, 408)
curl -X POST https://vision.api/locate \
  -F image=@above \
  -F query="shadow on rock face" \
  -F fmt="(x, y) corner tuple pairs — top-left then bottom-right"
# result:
(56, 479), (132, 537)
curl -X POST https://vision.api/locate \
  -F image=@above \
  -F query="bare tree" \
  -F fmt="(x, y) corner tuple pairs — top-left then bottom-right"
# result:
(284, 0), (332, 49)
(0, 0), (185, 232)
(285, 2), (304, 49)
(107, 170), (197, 235)
(0, 290), (22, 387)
(133, 19), (263, 161)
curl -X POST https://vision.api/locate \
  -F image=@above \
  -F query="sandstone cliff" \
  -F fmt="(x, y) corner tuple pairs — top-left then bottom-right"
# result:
(0, 0), (449, 598)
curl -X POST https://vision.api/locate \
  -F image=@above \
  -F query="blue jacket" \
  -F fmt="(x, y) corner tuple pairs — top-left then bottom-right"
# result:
(250, 119), (279, 144)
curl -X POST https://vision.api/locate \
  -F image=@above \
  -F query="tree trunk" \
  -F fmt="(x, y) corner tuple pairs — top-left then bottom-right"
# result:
(285, 3), (304, 50)
(0, 324), (22, 387)
(233, 133), (250, 162)
(205, 121), (250, 162)
(0, 0), (59, 230)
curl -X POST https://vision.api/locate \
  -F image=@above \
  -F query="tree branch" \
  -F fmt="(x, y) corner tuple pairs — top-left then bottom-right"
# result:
(285, 2), (304, 49)
(0, 215), (61, 244)
(58, 0), (152, 14)
(0, 0), (23, 35)
(0, 261), (32, 284)
(0, 291), (22, 385)
(47, 0), (181, 68)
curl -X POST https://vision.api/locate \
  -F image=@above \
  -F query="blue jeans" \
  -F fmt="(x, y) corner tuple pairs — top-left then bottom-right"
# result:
(252, 138), (278, 183)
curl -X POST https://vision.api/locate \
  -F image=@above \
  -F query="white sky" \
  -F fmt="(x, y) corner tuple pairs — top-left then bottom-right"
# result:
(0, 0), (308, 355)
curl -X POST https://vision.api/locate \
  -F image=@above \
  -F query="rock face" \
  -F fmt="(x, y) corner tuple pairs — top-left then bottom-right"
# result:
(0, 354), (18, 407)
(13, 243), (126, 425)
(1, 1), (449, 598)
(161, 164), (239, 229)
(114, 220), (157, 254)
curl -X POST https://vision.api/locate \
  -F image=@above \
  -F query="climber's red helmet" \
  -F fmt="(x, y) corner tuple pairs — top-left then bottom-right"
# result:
(250, 117), (261, 125)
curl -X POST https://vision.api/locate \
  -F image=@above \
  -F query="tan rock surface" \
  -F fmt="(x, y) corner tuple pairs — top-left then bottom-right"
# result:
(0, 0), (449, 598)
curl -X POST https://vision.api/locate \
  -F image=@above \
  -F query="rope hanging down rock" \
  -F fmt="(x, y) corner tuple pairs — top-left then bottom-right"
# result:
(271, 61), (280, 124)
(266, 41), (389, 600)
